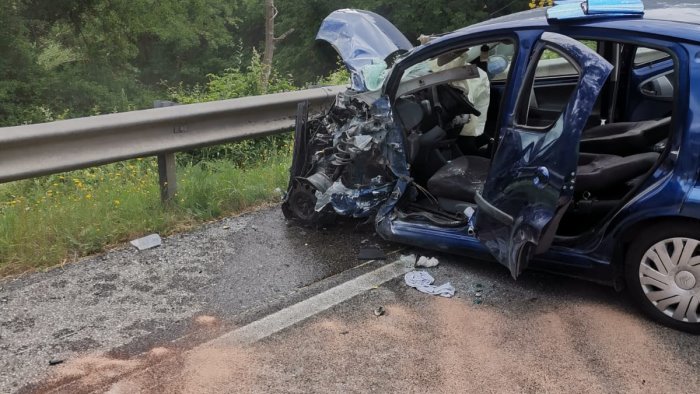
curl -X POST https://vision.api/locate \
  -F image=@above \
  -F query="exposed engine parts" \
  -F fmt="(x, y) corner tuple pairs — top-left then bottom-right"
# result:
(282, 92), (397, 223)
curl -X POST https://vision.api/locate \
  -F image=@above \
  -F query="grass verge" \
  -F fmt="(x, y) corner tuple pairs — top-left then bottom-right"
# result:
(0, 151), (291, 277)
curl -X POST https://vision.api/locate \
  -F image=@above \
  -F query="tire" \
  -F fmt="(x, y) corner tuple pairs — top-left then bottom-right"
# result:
(281, 180), (336, 226)
(624, 221), (700, 334)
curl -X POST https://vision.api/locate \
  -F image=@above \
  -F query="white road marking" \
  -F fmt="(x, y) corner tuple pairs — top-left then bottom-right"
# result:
(208, 258), (413, 346)
(46, 257), (413, 393)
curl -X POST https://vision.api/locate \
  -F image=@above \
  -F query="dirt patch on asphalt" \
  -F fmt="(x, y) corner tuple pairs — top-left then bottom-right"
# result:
(34, 354), (145, 393)
(33, 286), (700, 393)
(193, 315), (219, 326)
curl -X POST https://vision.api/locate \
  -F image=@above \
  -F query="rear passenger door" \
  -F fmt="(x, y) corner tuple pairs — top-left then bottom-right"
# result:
(473, 32), (612, 279)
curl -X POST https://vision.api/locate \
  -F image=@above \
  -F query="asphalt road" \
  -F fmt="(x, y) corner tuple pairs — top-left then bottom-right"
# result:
(1, 205), (699, 393)
(0, 205), (396, 393)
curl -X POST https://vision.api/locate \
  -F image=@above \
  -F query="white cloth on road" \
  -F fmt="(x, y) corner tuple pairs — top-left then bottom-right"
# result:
(404, 271), (455, 298)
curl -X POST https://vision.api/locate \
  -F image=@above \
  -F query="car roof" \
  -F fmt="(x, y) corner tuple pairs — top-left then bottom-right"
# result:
(442, 1), (700, 44)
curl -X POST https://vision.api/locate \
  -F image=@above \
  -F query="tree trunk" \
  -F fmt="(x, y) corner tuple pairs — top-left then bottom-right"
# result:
(261, 0), (293, 93)
(261, 0), (275, 93)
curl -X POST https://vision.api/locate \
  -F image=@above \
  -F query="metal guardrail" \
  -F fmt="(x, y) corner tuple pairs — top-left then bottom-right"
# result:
(0, 85), (345, 201)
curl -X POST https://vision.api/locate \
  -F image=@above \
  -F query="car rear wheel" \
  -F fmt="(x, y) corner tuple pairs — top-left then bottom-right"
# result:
(625, 223), (700, 334)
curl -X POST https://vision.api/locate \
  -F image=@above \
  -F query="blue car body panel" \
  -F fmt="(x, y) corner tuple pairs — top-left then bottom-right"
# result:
(310, 2), (700, 286)
(316, 9), (413, 91)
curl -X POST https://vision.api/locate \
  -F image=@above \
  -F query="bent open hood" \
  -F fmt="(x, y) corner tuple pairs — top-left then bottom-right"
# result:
(316, 9), (413, 91)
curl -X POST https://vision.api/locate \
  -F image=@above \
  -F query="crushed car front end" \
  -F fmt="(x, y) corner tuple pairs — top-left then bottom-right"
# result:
(281, 90), (410, 226)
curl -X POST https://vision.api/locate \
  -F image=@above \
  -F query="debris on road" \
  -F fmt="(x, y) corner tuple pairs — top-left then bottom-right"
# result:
(404, 271), (455, 298)
(48, 359), (64, 366)
(373, 306), (386, 317)
(129, 234), (162, 251)
(415, 256), (439, 268)
(474, 283), (484, 304)
(358, 247), (386, 260)
(399, 254), (416, 267)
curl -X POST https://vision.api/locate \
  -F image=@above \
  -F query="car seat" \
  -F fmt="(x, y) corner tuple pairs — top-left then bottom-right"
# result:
(580, 117), (670, 156)
(425, 152), (659, 208)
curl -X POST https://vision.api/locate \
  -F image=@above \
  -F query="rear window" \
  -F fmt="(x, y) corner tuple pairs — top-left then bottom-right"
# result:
(634, 47), (671, 67)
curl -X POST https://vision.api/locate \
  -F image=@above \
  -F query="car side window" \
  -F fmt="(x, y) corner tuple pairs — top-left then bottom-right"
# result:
(634, 47), (671, 68)
(533, 40), (595, 78)
(516, 46), (581, 129)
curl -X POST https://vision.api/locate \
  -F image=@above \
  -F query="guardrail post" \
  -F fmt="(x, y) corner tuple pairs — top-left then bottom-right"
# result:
(157, 153), (177, 202)
(153, 100), (179, 203)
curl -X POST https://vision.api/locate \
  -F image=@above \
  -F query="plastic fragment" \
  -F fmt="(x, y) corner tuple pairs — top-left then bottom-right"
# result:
(373, 306), (386, 317)
(416, 256), (439, 268)
(399, 254), (416, 267)
(463, 206), (475, 220)
(130, 234), (162, 251)
(358, 247), (386, 260)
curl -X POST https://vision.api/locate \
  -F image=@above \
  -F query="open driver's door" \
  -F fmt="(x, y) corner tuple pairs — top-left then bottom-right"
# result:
(474, 32), (613, 279)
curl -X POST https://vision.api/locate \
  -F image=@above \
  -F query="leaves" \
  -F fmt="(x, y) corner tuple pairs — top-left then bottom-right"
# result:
(0, 0), (242, 126)
(0, 0), (530, 126)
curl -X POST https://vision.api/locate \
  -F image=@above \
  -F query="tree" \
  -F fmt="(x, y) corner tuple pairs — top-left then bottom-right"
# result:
(262, 0), (294, 92)
(0, 0), (532, 126)
(0, 1), (43, 125)
(0, 0), (243, 125)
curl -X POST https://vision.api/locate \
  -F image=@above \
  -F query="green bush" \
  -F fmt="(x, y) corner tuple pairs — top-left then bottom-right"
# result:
(166, 52), (296, 165)
(0, 58), (349, 276)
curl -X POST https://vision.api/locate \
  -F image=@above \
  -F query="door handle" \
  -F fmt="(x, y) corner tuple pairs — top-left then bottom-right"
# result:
(533, 166), (549, 189)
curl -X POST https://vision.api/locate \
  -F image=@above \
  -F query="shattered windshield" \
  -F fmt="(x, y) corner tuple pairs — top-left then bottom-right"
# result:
(358, 42), (514, 92)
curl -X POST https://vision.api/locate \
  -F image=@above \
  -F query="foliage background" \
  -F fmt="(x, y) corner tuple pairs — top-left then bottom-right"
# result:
(0, 0), (527, 126)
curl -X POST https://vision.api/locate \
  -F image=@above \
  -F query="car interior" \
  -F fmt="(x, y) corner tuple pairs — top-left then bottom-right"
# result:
(393, 37), (676, 238)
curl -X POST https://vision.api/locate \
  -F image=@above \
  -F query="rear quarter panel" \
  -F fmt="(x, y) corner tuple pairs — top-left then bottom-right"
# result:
(680, 42), (700, 218)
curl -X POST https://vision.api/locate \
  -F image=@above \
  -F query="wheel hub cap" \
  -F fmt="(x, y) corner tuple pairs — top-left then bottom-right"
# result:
(638, 237), (700, 323)
(675, 271), (696, 290)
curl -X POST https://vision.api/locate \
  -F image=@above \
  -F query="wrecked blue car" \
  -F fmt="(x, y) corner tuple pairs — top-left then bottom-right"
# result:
(282, 1), (700, 333)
